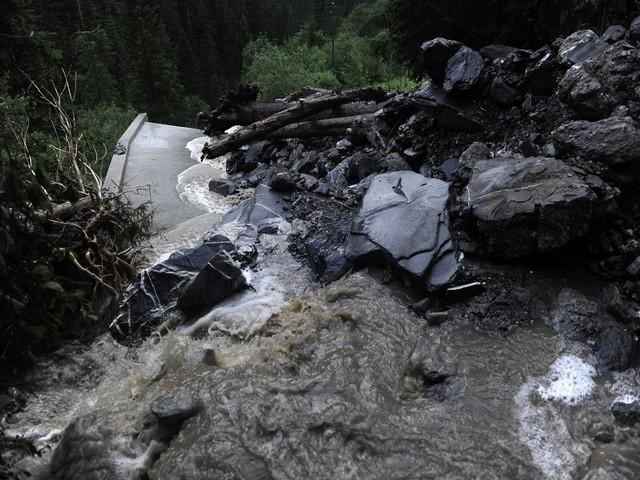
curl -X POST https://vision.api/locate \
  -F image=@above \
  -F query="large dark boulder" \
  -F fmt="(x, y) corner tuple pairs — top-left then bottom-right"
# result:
(525, 47), (561, 95)
(411, 80), (484, 132)
(420, 37), (462, 84)
(443, 46), (484, 93)
(459, 157), (604, 258)
(553, 116), (640, 168)
(177, 253), (247, 316)
(347, 171), (459, 290)
(110, 235), (236, 342)
(557, 42), (640, 119)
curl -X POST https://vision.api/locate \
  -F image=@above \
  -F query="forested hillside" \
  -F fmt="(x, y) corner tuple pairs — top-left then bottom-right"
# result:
(1, 0), (365, 124)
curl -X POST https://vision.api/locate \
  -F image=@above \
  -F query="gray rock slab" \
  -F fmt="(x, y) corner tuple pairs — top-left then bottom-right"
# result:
(347, 171), (459, 289)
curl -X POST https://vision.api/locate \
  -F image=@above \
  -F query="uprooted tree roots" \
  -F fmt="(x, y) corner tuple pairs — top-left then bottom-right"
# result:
(0, 178), (153, 376)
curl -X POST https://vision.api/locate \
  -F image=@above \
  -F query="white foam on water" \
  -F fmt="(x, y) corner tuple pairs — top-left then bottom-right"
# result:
(536, 354), (597, 406)
(613, 394), (640, 405)
(186, 136), (212, 162)
(178, 136), (235, 214)
(515, 354), (597, 479)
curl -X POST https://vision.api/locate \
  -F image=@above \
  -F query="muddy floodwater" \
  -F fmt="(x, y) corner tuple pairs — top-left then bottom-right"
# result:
(5, 137), (640, 479)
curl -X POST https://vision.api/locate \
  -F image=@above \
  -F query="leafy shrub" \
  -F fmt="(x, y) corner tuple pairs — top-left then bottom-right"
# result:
(242, 36), (341, 101)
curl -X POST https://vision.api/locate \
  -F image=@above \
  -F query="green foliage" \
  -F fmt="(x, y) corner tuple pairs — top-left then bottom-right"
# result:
(77, 104), (137, 177)
(241, 0), (413, 101)
(242, 36), (340, 101)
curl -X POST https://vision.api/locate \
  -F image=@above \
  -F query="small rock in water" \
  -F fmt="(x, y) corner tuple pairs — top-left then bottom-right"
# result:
(151, 393), (201, 426)
(208, 178), (237, 196)
(193, 348), (217, 366)
(611, 395), (640, 426)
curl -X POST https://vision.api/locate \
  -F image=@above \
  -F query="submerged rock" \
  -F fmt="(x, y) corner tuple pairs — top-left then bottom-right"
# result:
(459, 157), (602, 258)
(612, 396), (640, 426)
(110, 235), (236, 341)
(347, 171), (459, 290)
(553, 116), (640, 167)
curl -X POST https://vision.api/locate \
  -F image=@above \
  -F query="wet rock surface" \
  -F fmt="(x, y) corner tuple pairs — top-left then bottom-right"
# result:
(548, 288), (640, 371)
(557, 41), (640, 119)
(457, 157), (606, 258)
(177, 253), (247, 316)
(347, 171), (459, 289)
(443, 46), (484, 93)
(109, 235), (236, 341)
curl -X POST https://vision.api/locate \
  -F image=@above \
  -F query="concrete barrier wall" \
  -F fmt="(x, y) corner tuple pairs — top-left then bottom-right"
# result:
(103, 112), (147, 192)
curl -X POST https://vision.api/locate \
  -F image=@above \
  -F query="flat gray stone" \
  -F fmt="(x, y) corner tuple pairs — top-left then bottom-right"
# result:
(347, 171), (459, 289)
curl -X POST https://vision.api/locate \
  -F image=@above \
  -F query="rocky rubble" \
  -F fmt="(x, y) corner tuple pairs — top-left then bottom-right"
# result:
(111, 17), (640, 377)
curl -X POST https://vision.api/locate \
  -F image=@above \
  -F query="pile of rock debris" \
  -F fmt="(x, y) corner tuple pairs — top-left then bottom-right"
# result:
(114, 17), (640, 378)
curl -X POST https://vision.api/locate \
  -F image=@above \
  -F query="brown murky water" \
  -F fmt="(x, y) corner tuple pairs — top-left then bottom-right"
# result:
(6, 269), (640, 480)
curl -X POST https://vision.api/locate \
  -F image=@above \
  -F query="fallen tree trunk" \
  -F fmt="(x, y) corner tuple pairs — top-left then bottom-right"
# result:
(202, 88), (385, 159)
(257, 115), (374, 141)
(203, 102), (381, 135)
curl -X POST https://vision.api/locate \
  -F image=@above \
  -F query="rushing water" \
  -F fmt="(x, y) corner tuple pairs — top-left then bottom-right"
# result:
(5, 136), (640, 479)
